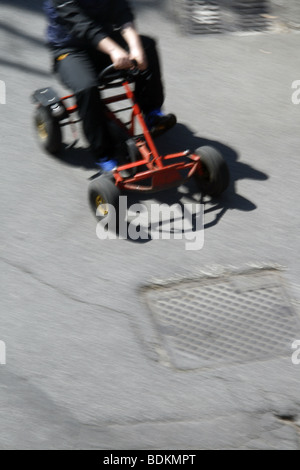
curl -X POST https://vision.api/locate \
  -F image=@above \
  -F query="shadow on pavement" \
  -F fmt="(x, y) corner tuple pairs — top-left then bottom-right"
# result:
(0, 21), (45, 48)
(57, 145), (97, 170)
(115, 119), (269, 244)
(1, 0), (43, 13)
(0, 58), (52, 78)
(150, 123), (269, 229)
(55, 121), (269, 239)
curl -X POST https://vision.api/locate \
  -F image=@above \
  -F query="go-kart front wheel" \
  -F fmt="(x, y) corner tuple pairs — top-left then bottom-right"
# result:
(88, 175), (121, 230)
(194, 145), (230, 197)
(34, 106), (62, 155)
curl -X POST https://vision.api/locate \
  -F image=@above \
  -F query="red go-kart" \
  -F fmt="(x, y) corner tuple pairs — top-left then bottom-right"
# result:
(32, 65), (229, 221)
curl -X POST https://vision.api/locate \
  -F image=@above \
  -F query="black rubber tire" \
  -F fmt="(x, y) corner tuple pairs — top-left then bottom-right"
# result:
(34, 106), (62, 155)
(88, 175), (121, 230)
(194, 145), (230, 197)
(125, 138), (141, 176)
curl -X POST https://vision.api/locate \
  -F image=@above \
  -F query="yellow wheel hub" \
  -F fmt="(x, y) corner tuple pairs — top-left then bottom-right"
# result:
(37, 121), (48, 140)
(95, 195), (108, 216)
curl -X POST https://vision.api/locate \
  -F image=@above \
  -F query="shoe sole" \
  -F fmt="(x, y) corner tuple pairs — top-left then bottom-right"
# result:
(150, 114), (177, 138)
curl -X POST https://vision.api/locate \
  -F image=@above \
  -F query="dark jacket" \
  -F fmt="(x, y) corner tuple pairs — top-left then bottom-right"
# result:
(44, 0), (134, 49)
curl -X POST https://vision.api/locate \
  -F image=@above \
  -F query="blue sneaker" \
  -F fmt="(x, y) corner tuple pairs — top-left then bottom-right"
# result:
(145, 108), (177, 137)
(95, 156), (118, 172)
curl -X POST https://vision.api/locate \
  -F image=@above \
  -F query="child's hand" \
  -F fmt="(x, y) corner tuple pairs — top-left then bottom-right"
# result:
(110, 46), (132, 69)
(129, 46), (148, 71)
(121, 25), (148, 71)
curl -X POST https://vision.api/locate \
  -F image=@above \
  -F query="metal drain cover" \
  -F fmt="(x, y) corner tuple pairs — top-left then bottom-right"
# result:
(144, 269), (300, 369)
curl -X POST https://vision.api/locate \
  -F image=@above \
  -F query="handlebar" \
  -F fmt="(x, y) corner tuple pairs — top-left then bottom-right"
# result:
(98, 64), (140, 87)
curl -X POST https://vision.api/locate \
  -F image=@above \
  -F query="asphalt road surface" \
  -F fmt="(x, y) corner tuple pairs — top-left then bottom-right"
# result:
(0, 0), (300, 450)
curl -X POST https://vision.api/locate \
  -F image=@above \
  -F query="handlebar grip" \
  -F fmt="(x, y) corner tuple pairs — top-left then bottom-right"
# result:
(98, 65), (123, 85)
(98, 63), (142, 86)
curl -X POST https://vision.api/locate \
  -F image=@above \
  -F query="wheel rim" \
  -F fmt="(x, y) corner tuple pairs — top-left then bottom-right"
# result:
(95, 195), (108, 216)
(37, 120), (48, 140)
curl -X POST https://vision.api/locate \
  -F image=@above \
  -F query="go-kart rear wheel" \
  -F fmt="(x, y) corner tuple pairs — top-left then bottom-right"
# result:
(34, 106), (62, 155)
(88, 175), (121, 230)
(194, 145), (230, 197)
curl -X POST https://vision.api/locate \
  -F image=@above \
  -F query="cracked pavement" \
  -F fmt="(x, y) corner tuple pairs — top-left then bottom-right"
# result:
(0, 0), (300, 449)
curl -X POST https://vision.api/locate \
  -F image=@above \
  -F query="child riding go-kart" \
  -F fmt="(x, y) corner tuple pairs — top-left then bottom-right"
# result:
(32, 63), (230, 223)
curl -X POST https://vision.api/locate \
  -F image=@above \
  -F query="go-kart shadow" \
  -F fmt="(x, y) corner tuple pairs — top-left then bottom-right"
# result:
(119, 193), (204, 246)
(124, 122), (269, 242)
(56, 144), (97, 170)
(58, 122), (268, 243)
(155, 123), (268, 226)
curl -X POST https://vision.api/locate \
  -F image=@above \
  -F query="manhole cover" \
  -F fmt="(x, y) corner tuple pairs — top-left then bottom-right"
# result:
(144, 268), (300, 369)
